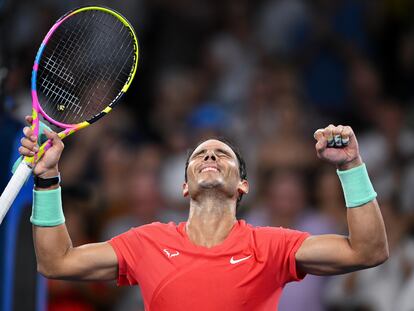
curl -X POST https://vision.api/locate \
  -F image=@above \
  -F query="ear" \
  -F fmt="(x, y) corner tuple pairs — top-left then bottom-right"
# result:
(182, 182), (189, 197)
(237, 179), (249, 195)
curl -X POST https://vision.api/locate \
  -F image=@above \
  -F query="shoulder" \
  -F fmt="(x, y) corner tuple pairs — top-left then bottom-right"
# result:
(131, 221), (180, 236)
(244, 221), (292, 238)
(111, 221), (179, 240)
(110, 221), (182, 248)
(242, 221), (310, 249)
(130, 222), (181, 240)
(136, 221), (178, 230)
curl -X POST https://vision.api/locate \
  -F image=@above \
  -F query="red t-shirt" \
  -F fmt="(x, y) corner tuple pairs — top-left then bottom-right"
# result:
(108, 220), (310, 311)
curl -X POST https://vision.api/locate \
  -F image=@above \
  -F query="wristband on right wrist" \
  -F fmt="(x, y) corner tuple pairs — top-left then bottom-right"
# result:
(337, 163), (377, 208)
(31, 187), (65, 226)
(34, 174), (61, 189)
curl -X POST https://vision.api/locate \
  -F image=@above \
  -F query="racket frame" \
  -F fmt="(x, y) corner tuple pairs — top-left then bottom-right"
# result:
(27, 5), (139, 165)
(0, 6), (138, 224)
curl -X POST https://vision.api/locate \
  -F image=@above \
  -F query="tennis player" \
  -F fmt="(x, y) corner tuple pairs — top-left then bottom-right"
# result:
(18, 120), (388, 310)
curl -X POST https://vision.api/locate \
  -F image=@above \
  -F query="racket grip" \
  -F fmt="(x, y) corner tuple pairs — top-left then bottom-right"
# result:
(34, 139), (53, 162)
(0, 162), (33, 225)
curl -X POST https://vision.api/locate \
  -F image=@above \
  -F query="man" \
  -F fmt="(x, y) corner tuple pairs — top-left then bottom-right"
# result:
(19, 118), (388, 310)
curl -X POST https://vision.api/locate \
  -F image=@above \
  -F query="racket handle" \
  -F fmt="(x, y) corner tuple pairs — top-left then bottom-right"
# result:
(0, 161), (33, 225)
(25, 130), (68, 166)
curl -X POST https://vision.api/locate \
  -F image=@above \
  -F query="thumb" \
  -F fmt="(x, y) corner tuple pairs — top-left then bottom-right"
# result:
(314, 129), (327, 153)
(43, 129), (64, 151)
(38, 121), (53, 145)
(44, 129), (57, 141)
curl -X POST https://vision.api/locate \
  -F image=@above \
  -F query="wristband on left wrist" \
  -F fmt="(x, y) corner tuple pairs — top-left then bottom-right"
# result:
(337, 163), (377, 208)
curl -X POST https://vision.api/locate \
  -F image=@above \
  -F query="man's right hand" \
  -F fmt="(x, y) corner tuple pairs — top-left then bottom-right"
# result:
(19, 116), (64, 177)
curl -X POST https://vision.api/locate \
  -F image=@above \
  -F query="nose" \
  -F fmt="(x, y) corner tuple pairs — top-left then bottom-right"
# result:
(203, 151), (216, 161)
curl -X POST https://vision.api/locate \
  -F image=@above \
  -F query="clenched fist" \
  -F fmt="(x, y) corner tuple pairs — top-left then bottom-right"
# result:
(313, 124), (362, 170)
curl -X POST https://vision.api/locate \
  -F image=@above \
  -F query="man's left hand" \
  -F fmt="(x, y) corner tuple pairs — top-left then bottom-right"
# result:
(313, 124), (362, 170)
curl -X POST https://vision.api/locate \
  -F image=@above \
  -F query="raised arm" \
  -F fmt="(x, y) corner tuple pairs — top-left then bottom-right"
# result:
(295, 125), (389, 275)
(19, 117), (118, 281)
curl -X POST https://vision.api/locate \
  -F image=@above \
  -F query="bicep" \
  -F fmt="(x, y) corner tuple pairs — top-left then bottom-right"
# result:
(295, 235), (367, 276)
(58, 241), (119, 281)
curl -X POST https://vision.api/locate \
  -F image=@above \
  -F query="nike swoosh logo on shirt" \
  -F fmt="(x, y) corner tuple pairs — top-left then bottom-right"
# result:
(230, 255), (252, 264)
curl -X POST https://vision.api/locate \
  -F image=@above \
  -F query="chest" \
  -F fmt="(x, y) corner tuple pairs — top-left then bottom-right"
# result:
(134, 239), (278, 308)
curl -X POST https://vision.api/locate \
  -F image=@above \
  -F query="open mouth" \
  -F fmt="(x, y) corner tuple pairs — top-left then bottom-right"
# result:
(200, 167), (219, 173)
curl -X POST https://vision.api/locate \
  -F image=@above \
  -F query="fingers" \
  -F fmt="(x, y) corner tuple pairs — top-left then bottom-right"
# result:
(19, 127), (38, 157)
(18, 146), (36, 157)
(19, 125), (64, 158)
(25, 115), (33, 125)
(313, 129), (327, 151)
(332, 124), (344, 147)
(340, 126), (353, 146)
(23, 126), (37, 142)
(314, 124), (354, 149)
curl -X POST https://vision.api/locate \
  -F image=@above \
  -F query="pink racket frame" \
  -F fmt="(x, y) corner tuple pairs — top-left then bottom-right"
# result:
(29, 11), (90, 164)
(0, 6), (138, 225)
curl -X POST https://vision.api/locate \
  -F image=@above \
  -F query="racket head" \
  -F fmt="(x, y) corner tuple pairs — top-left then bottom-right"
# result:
(31, 6), (139, 130)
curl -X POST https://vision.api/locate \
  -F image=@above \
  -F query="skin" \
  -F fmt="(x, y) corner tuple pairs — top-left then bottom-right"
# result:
(183, 140), (249, 248)
(19, 118), (388, 280)
(297, 125), (388, 274)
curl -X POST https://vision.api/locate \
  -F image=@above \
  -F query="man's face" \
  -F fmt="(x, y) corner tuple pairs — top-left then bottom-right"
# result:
(183, 139), (248, 199)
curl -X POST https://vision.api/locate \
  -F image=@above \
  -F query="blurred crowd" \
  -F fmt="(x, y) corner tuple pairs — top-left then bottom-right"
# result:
(1, 0), (414, 310)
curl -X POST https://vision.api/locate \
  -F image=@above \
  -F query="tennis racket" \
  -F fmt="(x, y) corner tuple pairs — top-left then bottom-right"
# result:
(0, 6), (139, 224)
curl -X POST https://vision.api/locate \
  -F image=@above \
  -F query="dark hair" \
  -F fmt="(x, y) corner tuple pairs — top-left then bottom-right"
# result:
(184, 137), (247, 207)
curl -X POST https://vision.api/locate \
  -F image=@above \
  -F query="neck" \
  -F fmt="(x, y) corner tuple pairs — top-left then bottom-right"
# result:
(186, 192), (237, 248)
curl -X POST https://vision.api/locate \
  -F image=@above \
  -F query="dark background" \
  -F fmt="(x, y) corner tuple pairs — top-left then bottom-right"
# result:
(1, 0), (414, 310)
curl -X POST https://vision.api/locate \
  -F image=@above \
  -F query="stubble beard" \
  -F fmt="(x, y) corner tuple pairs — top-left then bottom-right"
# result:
(195, 177), (235, 201)
(199, 179), (223, 189)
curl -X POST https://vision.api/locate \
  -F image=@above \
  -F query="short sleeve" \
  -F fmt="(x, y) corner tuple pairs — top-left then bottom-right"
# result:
(280, 228), (310, 283)
(108, 228), (143, 286)
(255, 226), (309, 285)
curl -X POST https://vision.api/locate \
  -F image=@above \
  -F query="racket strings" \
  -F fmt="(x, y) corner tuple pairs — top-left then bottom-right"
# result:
(79, 21), (134, 118)
(51, 12), (126, 118)
(38, 16), (96, 119)
(83, 41), (134, 117)
(37, 9), (136, 124)
(38, 13), (106, 122)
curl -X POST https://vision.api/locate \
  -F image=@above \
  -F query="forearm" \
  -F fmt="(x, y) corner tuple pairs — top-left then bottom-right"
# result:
(33, 224), (117, 281)
(346, 199), (388, 266)
(297, 162), (388, 275)
(32, 186), (118, 281)
(298, 125), (389, 275)
(20, 124), (118, 280)
(32, 176), (74, 278)
(338, 159), (388, 265)
(297, 200), (388, 275)
(33, 224), (74, 278)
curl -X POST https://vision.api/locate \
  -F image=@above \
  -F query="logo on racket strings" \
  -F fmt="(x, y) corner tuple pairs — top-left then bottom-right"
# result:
(57, 104), (66, 111)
